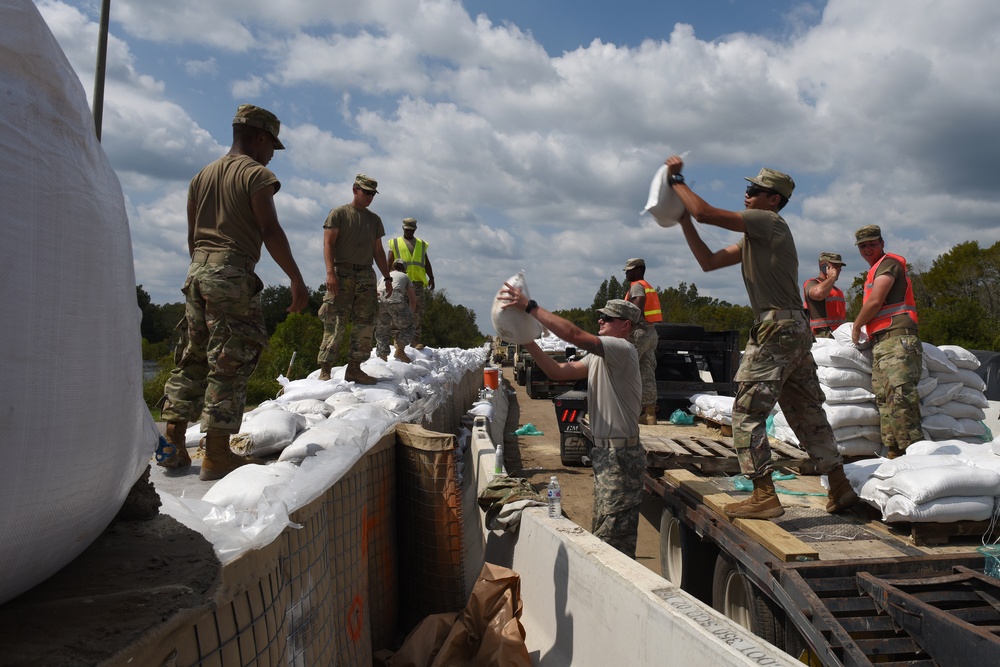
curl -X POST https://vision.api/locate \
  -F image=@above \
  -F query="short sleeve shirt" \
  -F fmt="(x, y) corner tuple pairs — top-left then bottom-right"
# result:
(874, 255), (918, 330)
(324, 204), (385, 266)
(188, 155), (280, 263)
(580, 336), (641, 441)
(384, 270), (413, 303)
(737, 209), (802, 314)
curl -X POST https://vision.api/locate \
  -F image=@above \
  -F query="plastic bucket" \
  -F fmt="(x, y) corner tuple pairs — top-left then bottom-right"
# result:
(483, 367), (499, 390)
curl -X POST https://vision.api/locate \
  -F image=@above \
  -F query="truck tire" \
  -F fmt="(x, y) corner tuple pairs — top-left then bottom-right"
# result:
(659, 507), (717, 604)
(525, 366), (537, 399)
(654, 323), (705, 341)
(711, 554), (784, 648)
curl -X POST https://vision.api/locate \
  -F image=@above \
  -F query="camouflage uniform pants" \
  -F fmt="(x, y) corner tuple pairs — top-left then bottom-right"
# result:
(318, 267), (377, 365)
(161, 261), (267, 431)
(733, 316), (841, 479)
(871, 334), (923, 451)
(629, 322), (659, 406)
(590, 444), (645, 558)
(374, 298), (415, 357)
(412, 282), (426, 343)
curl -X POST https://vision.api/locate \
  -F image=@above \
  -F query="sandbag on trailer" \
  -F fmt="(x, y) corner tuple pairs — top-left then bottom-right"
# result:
(0, 0), (156, 604)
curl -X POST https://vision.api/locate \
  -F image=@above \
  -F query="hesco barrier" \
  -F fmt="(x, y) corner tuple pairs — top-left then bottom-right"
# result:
(99, 363), (483, 667)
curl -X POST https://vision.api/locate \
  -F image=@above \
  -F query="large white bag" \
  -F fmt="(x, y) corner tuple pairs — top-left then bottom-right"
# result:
(0, 0), (155, 605)
(491, 271), (544, 344)
(641, 164), (686, 227)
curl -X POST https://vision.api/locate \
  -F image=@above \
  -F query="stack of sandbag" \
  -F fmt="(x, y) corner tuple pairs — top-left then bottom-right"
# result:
(688, 393), (735, 426)
(919, 344), (990, 441)
(534, 331), (573, 353)
(845, 438), (1000, 522)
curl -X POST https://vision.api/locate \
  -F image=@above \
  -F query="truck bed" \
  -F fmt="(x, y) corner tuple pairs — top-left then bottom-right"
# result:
(642, 420), (1000, 666)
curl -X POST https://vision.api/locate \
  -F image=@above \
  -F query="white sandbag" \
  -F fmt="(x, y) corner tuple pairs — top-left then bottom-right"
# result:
(954, 385), (990, 409)
(882, 494), (995, 523)
(0, 1), (155, 605)
(817, 365), (873, 389)
(201, 462), (299, 512)
(278, 377), (347, 402)
(916, 375), (939, 399)
(876, 466), (1000, 504)
(284, 398), (333, 416)
(921, 381), (963, 407)
(325, 390), (362, 407)
(833, 424), (882, 443)
(922, 343), (959, 374)
(833, 322), (872, 349)
(921, 414), (987, 440)
(641, 164), (686, 227)
(921, 400), (986, 422)
(822, 384), (876, 404)
(965, 451), (1000, 475)
(906, 439), (992, 458)
(354, 387), (402, 403)
(939, 345), (981, 370)
(230, 410), (307, 457)
(491, 271), (544, 344)
(957, 368), (987, 392)
(277, 420), (370, 463)
(837, 437), (882, 457)
(824, 402), (880, 428)
(872, 454), (968, 479)
(811, 340), (872, 373)
(327, 403), (398, 423)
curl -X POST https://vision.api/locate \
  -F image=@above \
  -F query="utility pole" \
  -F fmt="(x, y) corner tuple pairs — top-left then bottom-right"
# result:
(92, 0), (111, 141)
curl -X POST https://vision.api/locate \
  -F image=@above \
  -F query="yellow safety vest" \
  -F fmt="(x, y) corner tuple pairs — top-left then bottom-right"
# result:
(389, 237), (429, 284)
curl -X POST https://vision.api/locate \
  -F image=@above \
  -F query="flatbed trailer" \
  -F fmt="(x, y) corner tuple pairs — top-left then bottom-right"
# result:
(640, 422), (1000, 666)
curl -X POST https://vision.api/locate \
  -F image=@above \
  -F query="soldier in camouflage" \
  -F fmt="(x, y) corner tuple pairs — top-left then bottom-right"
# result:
(317, 174), (393, 384)
(498, 285), (644, 559)
(160, 104), (308, 481)
(664, 155), (857, 520)
(374, 260), (417, 361)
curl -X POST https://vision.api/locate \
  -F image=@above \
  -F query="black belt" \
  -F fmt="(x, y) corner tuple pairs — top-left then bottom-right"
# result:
(873, 328), (918, 342)
(334, 263), (372, 271)
(755, 309), (807, 324)
(191, 249), (255, 272)
(592, 436), (640, 449)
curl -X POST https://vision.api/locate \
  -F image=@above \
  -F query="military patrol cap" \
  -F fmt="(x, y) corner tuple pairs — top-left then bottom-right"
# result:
(854, 225), (882, 245)
(623, 258), (645, 271)
(402, 217), (417, 230)
(355, 174), (379, 193)
(819, 252), (846, 266)
(232, 104), (284, 149)
(745, 168), (795, 199)
(597, 299), (641, 325)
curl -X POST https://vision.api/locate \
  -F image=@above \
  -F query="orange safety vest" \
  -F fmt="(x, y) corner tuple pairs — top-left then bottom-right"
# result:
(802, 279), (846, 332)
(863, 252), (918, 334)
(625, 279), (663, 322)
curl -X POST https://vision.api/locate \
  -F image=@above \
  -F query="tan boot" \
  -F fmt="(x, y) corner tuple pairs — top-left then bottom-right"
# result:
(825, 464), (859, 513)
(318, 362), (332, 381)
(724, 475), (785, 520)
(199, 428), (262, 482)
(640, 404), (657, 425)
(394, 343), (411, 363)
(157, 421), (191, 468)
(344, 360), (377, 385)
(377, 351), (388, 361)
(414, 343), (426, 350)
(885, 445), (903, 459)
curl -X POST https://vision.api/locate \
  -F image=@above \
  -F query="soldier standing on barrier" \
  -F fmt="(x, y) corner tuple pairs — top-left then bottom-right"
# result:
(803, 252), (848, 338)
(498, 285), (644, 558)
(374, 259), (417, 363)
(316, 174), (393, 384)
(388, 217), (435, 349)
(851, 225), (922, 458)
(663, 154), (857, 520)
(159, 104), (308, 481)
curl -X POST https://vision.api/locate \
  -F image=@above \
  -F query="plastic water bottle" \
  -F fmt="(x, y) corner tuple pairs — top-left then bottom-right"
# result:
(494, 441), (505, 477)
(547, 476), (562, 518)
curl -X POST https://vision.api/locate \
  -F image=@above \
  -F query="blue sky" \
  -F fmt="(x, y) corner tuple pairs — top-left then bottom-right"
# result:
(29, 0), (1000, 333)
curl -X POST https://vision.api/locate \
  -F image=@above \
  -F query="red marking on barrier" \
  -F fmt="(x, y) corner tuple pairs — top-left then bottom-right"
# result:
(347, 595), (364, 641)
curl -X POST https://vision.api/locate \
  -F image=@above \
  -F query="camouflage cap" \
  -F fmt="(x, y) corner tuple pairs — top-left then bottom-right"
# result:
(745, 168), (795, 199)
(354, 173), (379, 193)
(597, 299), (641, 325)
(819, 252), (846, 266)
(402, 217), (417, 230)
(623, 258), (645, 271)
(232, 104), (284, 149)
(855, 225), (882, 245)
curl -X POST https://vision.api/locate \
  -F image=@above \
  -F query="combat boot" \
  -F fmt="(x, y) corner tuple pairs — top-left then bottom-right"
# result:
(377, 351), (388, 361)
(318, 362), (333, 381)
(199, 428), (262, 482)
(414, 343), (426, 350)
(640, 404), (657, 425)
(724, 475), (785, 520)
(345, 360), (377, 385)
(394, 343), (411, 363)
(825, 464), (859, 513)
(157, 420), (191, 468)
(885, 445), (903, 459)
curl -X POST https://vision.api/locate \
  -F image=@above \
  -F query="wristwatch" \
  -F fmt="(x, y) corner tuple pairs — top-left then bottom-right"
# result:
(668, 173), (685, 186)
(525, 299), (538, 314)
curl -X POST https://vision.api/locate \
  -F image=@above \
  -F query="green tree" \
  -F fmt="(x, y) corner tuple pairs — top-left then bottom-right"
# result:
(421, 289), (487, 349)
(553, 307), (597, 333)
(246, 312), (324, 405)
(591, 275), (626, 311)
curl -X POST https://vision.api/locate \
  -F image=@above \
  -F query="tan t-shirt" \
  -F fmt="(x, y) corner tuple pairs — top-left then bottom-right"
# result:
(580, 336), (641, 441)
(324, 204), (385, 266)
(737, 209), (802, 314)
(188, 155), (279, 263)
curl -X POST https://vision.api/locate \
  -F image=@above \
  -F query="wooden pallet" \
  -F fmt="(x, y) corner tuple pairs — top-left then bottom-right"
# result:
(642, 433), (813, 474)
(695, 415), (732, 436)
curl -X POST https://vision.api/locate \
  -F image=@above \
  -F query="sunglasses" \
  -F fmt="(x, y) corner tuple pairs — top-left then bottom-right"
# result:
(745, 185), (777, 198)
(598, 315), (623, 323)
(361, 189), (376, 196)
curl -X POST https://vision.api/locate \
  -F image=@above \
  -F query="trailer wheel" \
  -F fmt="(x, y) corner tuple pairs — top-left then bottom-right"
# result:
(525, 366), (537, 399)
(711, 554), (784, 647)
(659, 508), (717, 604)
